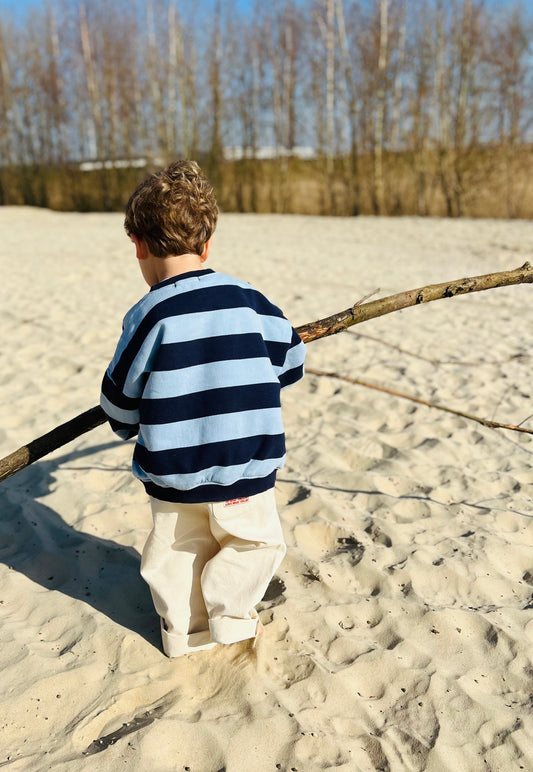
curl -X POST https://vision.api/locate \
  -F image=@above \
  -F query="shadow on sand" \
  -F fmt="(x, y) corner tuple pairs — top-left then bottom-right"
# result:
(0, 442), (286, 652)
(0, 441), (160, 649)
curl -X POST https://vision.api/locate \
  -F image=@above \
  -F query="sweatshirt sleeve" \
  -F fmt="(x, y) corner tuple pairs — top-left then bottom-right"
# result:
(100, 306), (156, 440)
(100, 369), (140, 440)
(278, 327), (306, 389)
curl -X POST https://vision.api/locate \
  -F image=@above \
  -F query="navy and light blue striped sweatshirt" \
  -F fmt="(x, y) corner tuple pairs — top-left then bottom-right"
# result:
(100, 268), (306, 503)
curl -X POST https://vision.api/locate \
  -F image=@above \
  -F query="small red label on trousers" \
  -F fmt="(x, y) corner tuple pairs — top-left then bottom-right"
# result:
(224, 497), (250, 506)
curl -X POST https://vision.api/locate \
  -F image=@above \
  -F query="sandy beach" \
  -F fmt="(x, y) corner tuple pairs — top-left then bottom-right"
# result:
(1, 207), (533, 771)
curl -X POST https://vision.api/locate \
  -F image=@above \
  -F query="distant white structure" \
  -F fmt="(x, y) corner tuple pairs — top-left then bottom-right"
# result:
(78, 148), (317, 170)
(79, 157), (164, 172)
(223, 146), (316, 161)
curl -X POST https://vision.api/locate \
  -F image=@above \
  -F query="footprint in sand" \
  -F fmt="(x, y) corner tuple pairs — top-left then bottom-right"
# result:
(294, 522), (365, 567)
(287, 485), (311, 506)
(364, 520), (393, 547)
(257, 576), (286, 611)
(293, 522), (371, 598)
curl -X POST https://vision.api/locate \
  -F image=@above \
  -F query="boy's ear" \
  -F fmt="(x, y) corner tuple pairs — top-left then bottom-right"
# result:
(200, 238), (212, 262)
(131, 235), (149, 261)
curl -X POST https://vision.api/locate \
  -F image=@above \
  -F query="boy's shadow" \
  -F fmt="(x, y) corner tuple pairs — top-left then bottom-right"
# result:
(1, 442), (160, 649)
(1, 442), (286, 651)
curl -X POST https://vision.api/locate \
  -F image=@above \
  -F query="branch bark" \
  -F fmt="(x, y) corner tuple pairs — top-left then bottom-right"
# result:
(1, 261), (532, 483)
(0, 406), (106, 482)
(296, 261), (533, 342)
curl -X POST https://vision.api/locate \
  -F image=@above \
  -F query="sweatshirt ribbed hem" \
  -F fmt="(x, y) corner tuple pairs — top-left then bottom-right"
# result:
(142, 471), (277, 504)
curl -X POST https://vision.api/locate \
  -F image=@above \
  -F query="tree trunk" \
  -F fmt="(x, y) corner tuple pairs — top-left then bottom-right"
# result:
(372, 0), (388, 215)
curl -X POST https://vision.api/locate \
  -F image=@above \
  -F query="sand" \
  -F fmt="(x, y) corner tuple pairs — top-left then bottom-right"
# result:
(1, 208), (532, 771)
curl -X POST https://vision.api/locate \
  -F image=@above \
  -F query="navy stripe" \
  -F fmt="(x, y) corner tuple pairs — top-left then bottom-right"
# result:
(108, 416), (138, 439)
(111, 283), (285, 387)
(150, 269), (214, 292)
(265, 339), (291, 368)
(101, 372), (140, 410)
(140, 383), (281, 425)
(133, 434), (286, 476)
(144, 471), (277, 503)
(279, 365), (305, 389)
(152, 333), (269, 371)
(290, 328), (302, 346)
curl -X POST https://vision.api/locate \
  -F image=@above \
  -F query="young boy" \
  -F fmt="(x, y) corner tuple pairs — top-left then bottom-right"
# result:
(100, 160), (306, 657)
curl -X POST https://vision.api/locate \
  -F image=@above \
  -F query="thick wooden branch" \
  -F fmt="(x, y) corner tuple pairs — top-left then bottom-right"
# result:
(0, 406), (106, 482)
(1, 261), (532, 483)
(295, 261), (533, 342)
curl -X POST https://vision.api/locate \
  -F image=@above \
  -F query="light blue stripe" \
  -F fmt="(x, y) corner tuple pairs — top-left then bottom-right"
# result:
(126, 271), (215, 320)
(109, 273), (216, 363)
(133, 457), (286, 490)
(153, 307), (291, 345)
(113, 301), (293, 400)
(100, 393), (139, 425)
(184, 270), (260, 295)
(140, 408), (284, 451)
(110, 301), (154, 364)
(144, 357), (279, 399)
(109, 319), (162, 391)
(122, 271), (260, 339)
(200, 271), (249, 288)
(278, 339), (307, 376)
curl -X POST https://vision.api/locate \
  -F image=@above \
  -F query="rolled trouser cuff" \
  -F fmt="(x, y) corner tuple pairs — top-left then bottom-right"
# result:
(161, 624), (217, 658)
(209, 614), (259, 644)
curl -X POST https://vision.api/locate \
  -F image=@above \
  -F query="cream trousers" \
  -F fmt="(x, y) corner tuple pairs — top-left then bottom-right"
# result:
(140, 487), (286, 657)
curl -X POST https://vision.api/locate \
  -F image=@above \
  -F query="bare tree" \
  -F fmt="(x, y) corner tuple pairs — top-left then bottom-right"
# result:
(307, 0), (341, 213)
(335, 0), (361, 215)
(144, 0), (187, 159)
(0, 19), (17, 169)
(390, 0), (407, 153)
(228, 2), (267, 211)
(78, 2), (104, 159)
(352, 0), (407, 214)
(487, 4), (533, 217)
(206, 0), (224, 185)
(405, 0), (440, 214)
(433, 0), (487, 216)
(165, 1), (200, 159)
(40, 6), (68, 164)
(263, 0), (302, 212)
(2, 0), (533, 215)
(373, 0), (389, 214)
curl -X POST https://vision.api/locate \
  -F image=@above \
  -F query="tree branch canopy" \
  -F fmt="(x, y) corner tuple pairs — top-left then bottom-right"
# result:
(1, 262), (532, 483)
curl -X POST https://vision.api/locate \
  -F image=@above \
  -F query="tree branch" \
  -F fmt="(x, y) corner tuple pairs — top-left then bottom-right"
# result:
(1, 261), (532, 483)
(0, 407), (107, 482)
(295, 261), (533, 342)
(306, 368), (533, 436)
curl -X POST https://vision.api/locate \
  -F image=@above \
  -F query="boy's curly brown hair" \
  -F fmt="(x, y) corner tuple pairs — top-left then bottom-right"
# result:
(124, 160), (218, 257)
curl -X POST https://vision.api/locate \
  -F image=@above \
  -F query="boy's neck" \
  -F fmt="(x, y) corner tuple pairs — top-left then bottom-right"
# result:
(132, 236), (212, 288)
(150, 253), (207, 285)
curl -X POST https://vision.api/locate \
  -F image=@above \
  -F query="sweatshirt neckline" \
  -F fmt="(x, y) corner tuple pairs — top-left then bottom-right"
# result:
(150, 269), (214, 292)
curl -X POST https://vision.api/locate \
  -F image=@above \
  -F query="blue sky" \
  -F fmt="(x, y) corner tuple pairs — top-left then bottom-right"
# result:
(0, 0), (255, 20)
(1, 0), (528, 15)
(0, 0), (260, 17)
(1, 0), (530, 30)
